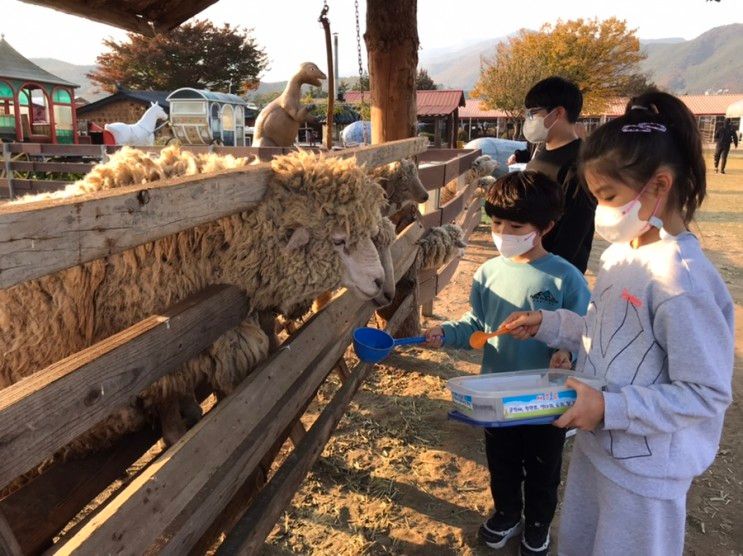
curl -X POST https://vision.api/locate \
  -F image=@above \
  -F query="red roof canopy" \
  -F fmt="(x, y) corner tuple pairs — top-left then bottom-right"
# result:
(345, 90), (465, 117)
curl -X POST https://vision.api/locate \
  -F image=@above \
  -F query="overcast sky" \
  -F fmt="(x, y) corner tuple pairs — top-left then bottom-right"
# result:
(2, 0), (741, 81)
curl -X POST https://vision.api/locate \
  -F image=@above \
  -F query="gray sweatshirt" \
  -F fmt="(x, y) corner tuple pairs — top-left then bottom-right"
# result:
(536, 231), (734, 499)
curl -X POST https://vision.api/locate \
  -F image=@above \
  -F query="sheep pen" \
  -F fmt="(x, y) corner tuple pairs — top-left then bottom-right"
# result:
(0, 145), (396, 494)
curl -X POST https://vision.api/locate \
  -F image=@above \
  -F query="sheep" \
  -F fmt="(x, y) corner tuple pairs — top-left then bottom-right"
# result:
(441, 154), (499, 205)
(415, 224), (467, 271)
(371, 158), (429, 212)
(0, 147), (392, 475)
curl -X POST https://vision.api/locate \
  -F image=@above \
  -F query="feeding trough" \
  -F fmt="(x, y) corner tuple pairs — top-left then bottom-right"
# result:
(353, 327), (426, 363)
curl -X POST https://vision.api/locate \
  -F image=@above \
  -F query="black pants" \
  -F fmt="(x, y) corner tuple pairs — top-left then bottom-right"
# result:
(484, 424), (566, 526)
(714, 144), (730, 172)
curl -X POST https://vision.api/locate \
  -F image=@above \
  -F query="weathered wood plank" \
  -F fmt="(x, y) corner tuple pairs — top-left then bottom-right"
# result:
(7, 179), (73, 192)
(0, 285), (247, 490)
(216, 295), (417, 555)
(49, 222), (424, 556)
(417, 162), (445, 192)
(0, 165), (271, 290)
(6, 143), (106, 157)
(0, 510), (22, 556)
(0, 427), (159, 556)
(420, 208), (442, 229)
(0, 138), (428, 291)
(436, 252), (462, 295)
(9, 161), (96, 174)
(418, 274), (437, 305)
(440, 185), (468, 224)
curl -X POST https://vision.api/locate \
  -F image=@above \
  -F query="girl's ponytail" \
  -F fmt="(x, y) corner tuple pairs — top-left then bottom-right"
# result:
(581, 89), (706, 223)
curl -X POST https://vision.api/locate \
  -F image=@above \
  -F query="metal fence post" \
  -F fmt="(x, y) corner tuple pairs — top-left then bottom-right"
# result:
(2, 142), (14, 200)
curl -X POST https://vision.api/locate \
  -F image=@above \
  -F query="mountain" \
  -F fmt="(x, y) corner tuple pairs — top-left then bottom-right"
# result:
(640, 24), (743, 93)
(419, 25), (743, 94)
(29, 58), (103, 102)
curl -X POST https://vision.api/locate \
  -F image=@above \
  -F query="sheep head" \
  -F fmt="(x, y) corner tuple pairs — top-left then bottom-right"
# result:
(267, 151), (390, 311)
(471, 155), (498, 178)
(373, 158), (429, 214)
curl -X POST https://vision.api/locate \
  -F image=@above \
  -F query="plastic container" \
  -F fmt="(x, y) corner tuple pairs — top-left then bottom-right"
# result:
(446, 369), (606, 427)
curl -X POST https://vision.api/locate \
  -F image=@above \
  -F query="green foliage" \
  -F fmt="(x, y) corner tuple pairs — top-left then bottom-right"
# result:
(416, 68), (437, 90)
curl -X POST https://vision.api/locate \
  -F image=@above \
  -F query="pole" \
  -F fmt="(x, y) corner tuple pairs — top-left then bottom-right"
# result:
(333, 33), (340, 101)
(319, 5), (334, 149)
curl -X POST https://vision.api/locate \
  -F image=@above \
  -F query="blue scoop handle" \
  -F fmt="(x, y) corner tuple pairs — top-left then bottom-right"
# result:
(392, 335), (427, 347)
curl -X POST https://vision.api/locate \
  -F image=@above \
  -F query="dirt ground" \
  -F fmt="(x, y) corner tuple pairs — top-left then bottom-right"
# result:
(262, 155), (743, 556)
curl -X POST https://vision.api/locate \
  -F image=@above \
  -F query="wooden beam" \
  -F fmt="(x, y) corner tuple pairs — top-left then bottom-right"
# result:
(0, 510), (22, 556)
(0, 138), (427, 291)
(10, 161), (95, 174)
(49, 223), (424, 556)
(0, 285), (247, 491)
(215, 295), (416, 555)
(19, 1), (156, 35)
(0, 428), (159, 556)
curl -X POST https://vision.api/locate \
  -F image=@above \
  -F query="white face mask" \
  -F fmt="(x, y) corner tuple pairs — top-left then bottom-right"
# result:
(492, 231), (537, 258)
(594, 185), (663, 244)
(523, 109), (557, 143)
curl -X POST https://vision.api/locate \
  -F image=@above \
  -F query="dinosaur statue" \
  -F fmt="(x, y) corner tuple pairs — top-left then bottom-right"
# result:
(253, 62), (327, 147)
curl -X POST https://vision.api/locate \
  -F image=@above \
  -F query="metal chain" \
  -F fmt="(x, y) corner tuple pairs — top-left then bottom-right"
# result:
(354, 0), (369, 143)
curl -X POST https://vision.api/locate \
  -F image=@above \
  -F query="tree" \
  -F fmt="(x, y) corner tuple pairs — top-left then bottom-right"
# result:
(351, 75), (370, 91)
(416, 68), (437, 90)
(88, 20), (268, 94)
(472, 18), (647, 118)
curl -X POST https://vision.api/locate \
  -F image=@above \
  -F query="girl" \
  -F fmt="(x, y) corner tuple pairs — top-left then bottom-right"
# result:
(502, 90), (734, 555)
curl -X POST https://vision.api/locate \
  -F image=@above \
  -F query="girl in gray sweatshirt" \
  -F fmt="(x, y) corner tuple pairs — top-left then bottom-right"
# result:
(501, 91), (734, 556)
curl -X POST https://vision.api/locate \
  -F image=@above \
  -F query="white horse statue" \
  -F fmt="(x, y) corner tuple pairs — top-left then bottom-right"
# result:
(105, 102), (168, 146)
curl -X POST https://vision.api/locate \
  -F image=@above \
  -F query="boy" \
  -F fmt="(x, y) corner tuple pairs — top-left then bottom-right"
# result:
(522, 76), (595, 273)
(425, 171), (590, 555)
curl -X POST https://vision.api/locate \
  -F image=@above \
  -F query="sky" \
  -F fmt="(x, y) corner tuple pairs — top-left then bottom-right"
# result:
(1, 0), (741, 81)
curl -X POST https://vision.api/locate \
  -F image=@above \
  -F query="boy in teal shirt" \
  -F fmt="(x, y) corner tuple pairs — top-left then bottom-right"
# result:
(425, 171), (590, 555)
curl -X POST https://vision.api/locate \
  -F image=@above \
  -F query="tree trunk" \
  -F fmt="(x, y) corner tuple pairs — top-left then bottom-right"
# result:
(365, 0), (418, 144)
(365, 0), (422, 337)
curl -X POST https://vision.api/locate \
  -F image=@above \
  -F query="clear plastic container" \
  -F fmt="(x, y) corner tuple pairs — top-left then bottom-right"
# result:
(446, 369), (606, 427)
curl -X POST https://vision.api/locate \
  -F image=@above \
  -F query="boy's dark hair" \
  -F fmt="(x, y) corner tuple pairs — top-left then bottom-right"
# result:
(580, 89), (706, 223)
(525, 76), (583, 123)
(484, 171), (564, 231)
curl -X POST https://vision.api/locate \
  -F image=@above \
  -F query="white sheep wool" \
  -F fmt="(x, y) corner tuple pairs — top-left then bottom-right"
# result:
(0, 146), (390, 492)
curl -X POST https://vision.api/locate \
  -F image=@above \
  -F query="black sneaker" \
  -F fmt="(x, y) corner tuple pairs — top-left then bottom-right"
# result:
(479, 511), (521, 549)
(520, 521), (550, 555)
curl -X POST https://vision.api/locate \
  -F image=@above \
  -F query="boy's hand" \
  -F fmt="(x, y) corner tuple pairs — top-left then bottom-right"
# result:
(500, 311), (542, 340)
(554, 378), (605, 431)
(424, 326), (445, 349)
(550, 350), (572, 370)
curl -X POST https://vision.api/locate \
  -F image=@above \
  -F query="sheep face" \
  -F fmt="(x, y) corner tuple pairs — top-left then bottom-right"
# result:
(331, 230), (386, 301)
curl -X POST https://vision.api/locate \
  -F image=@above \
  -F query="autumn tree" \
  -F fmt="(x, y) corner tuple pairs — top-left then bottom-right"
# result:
(416, 68), (437, 90)
(472, 18), (647, 118)
(88, 20), (268, 94)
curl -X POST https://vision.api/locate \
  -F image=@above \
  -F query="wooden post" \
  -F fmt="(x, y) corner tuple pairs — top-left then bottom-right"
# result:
(2, 142), (13, 199)
(433, 117), (442, 148)
(365, 0), (419, 144)
(365, 0), (422, 338)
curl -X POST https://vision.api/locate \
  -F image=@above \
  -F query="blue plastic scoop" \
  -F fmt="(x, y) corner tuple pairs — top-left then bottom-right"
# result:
(353, 327), (426, 363)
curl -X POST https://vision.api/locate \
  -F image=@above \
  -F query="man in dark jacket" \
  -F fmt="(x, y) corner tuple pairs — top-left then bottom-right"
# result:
(714, 118), (739, 174)
(522, 77), (595, 274)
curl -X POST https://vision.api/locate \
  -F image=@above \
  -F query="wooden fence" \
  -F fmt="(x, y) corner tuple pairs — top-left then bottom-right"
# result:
(0, 137), (483, 554)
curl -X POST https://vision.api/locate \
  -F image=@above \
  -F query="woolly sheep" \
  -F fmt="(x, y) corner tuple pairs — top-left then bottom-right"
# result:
(372, 158), (429, 212)
(0, 147), (392, 468)
(415, 224), (467, 271)
(441, 154), (499, 205)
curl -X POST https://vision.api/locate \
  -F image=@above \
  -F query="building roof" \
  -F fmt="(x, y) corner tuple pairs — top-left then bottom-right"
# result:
(76, 89), (171, 115)
(459, 99), (508, 119)
(680, 94), (743, 116)
(19, 0), (218, 35)
(0, 36), (77, 88)
(344, 89), (466, 117)
(167, 87), (247, 105)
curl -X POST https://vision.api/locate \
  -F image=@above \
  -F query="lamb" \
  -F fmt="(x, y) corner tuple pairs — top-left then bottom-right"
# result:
(415, 224), (467, 271)
(372, 158), (429, 211)
(440, 154), (499, 204)
(0, 147), (392, 474)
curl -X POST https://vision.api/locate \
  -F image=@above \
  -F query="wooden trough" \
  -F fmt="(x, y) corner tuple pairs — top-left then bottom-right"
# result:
(0, 137), (482, 554)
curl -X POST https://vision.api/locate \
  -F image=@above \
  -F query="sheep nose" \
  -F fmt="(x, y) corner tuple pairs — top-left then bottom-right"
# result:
(374, 278), (384, 289)
(421, 192), (429, 202)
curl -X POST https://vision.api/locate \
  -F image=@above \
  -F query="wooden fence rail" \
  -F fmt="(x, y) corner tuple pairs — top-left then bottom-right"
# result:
(0, 136), (484, 554)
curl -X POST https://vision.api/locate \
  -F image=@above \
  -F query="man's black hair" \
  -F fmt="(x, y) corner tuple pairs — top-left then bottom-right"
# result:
(525, 76), (583, 123)
(484, 171), (564, 231)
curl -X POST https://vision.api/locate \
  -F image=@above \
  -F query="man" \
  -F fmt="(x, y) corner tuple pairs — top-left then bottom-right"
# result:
(714, 118), (738, 174)
(522, 76), (595, 274)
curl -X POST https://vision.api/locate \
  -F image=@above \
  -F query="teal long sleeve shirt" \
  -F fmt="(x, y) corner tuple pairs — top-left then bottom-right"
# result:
(441, 253), (590, 374)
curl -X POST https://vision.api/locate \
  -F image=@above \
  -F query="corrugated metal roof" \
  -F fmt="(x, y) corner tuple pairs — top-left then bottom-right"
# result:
(168, 87), (247, 105)
(77, 89), (171, 115)
(344, 89), (465, 117)
(0, 36), (77, 87)
(459, 99), (508, 119)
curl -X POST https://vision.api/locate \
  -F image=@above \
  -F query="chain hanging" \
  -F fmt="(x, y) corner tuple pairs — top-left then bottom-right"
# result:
(354, 0), (369, 143)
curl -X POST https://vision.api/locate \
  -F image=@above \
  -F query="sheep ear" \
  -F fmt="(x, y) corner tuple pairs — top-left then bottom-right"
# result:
(285, 227), (310, 251)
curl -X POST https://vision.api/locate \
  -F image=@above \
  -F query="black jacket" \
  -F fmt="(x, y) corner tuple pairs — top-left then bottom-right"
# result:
(715, 124), (739, 150)
(527, 139), (596, 273)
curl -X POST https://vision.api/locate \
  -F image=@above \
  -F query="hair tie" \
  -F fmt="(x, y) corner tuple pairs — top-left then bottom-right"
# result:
(621, 122), (667, 133)
(630, 104), (649, 111)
